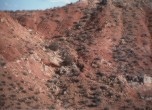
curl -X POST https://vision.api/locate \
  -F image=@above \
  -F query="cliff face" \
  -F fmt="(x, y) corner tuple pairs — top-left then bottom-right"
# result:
(0, 0), (152, 109)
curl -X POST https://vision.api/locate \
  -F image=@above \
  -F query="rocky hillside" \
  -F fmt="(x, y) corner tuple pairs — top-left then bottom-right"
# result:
(0, 0), (152, 109)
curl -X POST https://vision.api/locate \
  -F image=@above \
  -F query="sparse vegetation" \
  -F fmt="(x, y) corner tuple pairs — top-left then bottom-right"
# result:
(62, 54), (73, 66)
(47, 42), (59, 51)
(0, 0), (151, 109)
(0, 58), (6, 67)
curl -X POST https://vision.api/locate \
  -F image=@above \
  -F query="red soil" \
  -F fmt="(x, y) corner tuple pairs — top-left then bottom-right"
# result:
(0, 0), (152, 109)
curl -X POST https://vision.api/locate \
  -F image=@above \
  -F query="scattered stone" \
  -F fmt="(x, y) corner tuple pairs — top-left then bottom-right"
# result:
(144, 75), (152, 84)
(0, 18), (5, 23)
(91, 58), (101, 68)
(28, 29), (33, 32)
(56, 64), (80, 76)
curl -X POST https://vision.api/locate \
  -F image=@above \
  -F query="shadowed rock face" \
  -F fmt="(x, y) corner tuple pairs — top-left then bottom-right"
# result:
(0, 0), (152, 109)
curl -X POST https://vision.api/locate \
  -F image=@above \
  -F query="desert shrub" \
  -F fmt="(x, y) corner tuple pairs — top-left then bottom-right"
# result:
(104, 107), (109, 110)
(48, 42), (59, 51)
(64, 8), (68, 13)
(76, 62), (84, 72)
(54, 19), (60, 23)
(100, 0), (107, 5)
(48, 105), (56, 110)
(0, 58), (6, 67)
(113, 0), (125, 8)
(62, 55), (73, 66)
(7, 76), (12, 80)
(0, 88), (3, 91)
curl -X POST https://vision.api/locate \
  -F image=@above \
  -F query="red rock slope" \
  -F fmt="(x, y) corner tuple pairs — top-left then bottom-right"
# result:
(0, 0), (152, 109)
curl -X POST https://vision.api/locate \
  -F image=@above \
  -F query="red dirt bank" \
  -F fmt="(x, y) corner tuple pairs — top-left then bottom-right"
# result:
(0, 0), (152, 109)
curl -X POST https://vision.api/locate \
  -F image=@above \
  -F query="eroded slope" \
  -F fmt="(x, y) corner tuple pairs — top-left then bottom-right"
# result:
(0, 0), (152, 110)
